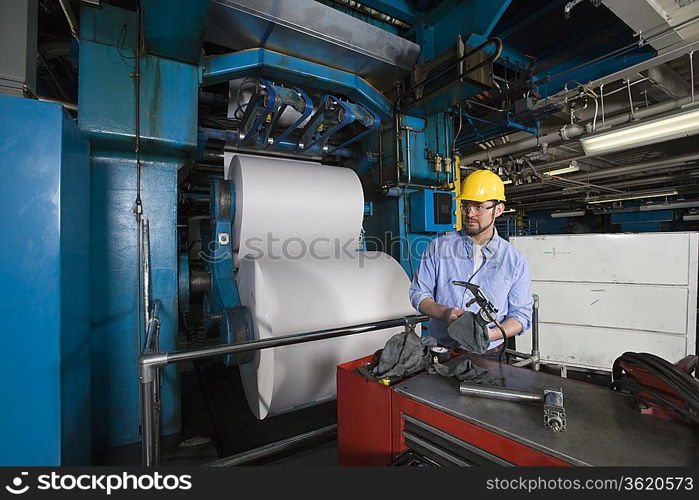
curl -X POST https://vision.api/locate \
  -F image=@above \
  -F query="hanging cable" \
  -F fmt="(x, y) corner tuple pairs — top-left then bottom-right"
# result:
(133, 1), (144, 351)
(611, 352), (699, 426)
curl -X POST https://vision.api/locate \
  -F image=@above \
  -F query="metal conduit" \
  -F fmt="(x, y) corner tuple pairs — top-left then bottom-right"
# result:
(507, 153), (699, 196)
(459, 95), (699, 165)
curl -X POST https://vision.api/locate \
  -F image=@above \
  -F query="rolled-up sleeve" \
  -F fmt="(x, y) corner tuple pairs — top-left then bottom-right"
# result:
(506, 256), (533, 333)
(409, 240), (437, 313)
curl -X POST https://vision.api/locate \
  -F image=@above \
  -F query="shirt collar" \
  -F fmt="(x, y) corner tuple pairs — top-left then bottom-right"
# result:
(459, 227), (502, 260)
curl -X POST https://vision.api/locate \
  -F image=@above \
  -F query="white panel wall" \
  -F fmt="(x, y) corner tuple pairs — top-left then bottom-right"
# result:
(517, 324), (690, 371)
(511, 232), (698, 371)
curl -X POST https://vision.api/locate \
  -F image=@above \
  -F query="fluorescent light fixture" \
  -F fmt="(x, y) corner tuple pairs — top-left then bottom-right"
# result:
(543, 163), (579, 176)
(580, 106), (699, 155)
(550, 210), (586, 218)
(585, 188), (677, 204)
(638, 200), (699, 211)
(502, 179), (513, 184)
(502, 208), (515, 213)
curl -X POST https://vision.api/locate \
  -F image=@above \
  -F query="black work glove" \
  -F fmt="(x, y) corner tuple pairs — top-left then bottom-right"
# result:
(446, 311), (490, 353)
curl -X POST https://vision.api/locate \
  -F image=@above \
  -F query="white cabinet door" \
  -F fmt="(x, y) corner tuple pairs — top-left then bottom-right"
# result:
(511, 232), (698, 371)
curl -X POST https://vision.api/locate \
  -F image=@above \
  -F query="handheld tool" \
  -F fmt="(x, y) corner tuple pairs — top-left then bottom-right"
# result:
(458, 383), (567, 432)
(452, 281), (506, 339)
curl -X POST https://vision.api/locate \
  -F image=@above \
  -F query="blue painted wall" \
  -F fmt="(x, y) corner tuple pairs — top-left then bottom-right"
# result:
(78, 3), (198, 451)
(88, 153), (179, 451)
(0, 96), (91, 465)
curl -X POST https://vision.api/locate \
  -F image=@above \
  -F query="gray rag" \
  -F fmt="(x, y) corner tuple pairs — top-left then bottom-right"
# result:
(372, 332), (437, 379)
(446, 311), (490, 353)
(429, 357), (505, 386)
(371, 332), (503, 386)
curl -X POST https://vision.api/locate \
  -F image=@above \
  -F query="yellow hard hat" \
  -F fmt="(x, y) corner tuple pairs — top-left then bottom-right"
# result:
(458, 170), (506, 202)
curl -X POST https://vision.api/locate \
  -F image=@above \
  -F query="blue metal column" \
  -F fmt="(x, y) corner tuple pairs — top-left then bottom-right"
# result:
(0, 96), (91, 465)
(78, 4), (199, 451)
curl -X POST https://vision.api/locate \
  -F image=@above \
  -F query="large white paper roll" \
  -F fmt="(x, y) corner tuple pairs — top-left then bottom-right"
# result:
(237, 251), (417, 419)
(226, 154), (364, 267)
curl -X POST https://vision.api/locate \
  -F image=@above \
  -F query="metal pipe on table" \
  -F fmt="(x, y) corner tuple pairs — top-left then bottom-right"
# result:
(458, 384), (543, 403)
(459, 383), (566, 432)
(138, 314), (428, 466)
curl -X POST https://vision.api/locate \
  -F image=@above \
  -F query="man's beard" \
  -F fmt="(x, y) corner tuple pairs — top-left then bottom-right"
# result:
(464, 211), (495, 236)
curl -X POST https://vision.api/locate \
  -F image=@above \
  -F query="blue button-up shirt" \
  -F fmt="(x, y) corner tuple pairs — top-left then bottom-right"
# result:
(409, 228), (533, 350)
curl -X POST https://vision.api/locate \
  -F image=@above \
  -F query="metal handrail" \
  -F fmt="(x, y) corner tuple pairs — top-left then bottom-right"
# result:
(139, 298), (163, 465)
(142, 299), (162, 353)
(505, 294), (541, 370)
(138, 313), (429, 466)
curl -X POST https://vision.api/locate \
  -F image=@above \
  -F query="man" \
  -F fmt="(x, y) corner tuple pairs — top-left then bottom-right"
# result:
(409, 170), (533, 359)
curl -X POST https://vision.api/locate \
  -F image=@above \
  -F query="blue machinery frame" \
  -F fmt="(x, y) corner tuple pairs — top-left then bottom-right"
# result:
(0, 97), (91, 465)
(202, 48), (393, 120)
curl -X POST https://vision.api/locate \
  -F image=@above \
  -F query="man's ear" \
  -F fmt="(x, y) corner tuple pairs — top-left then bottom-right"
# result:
(494, 202), (506, 218)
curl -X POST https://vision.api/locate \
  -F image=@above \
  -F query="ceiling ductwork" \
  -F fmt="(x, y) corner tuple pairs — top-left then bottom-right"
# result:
(205, 0), (420, 92)
(602, 0), (699, 52)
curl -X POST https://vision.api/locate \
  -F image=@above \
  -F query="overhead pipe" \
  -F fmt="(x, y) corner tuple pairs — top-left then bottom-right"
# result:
(511, 165), (699, 202)
(509, 169), (699, 205)
(459, 95), (699, 165)
(579, 171), (699, 191)
(508, 153), (699, 195)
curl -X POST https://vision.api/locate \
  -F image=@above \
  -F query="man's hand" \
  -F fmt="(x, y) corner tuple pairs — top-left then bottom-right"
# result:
(417, 298), (465, 324)
(442, 307), (465, 324)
